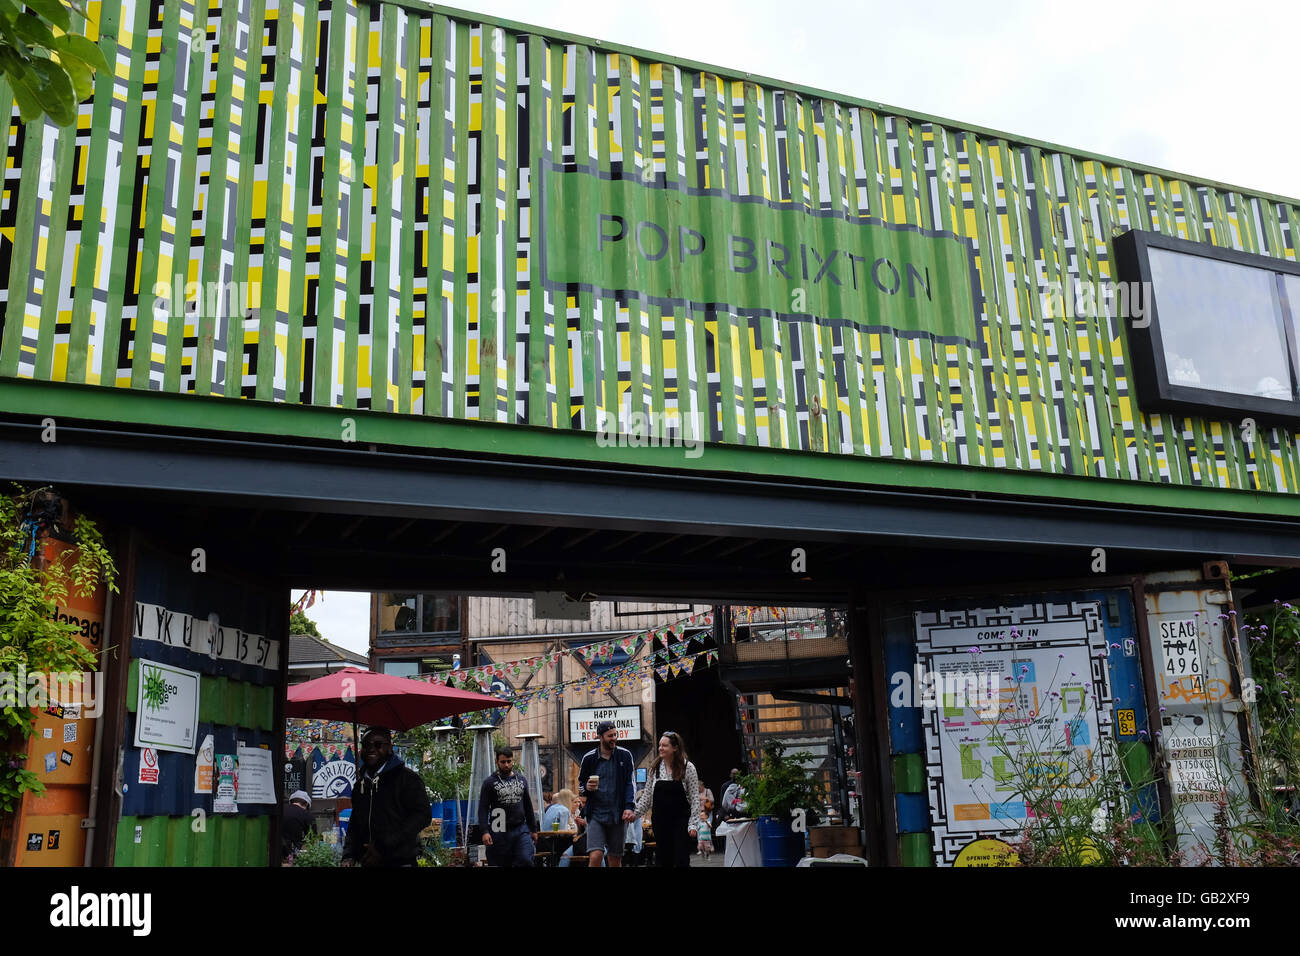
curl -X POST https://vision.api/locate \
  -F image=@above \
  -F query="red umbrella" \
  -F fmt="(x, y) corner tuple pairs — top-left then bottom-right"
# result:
(285, 667), (503, 732)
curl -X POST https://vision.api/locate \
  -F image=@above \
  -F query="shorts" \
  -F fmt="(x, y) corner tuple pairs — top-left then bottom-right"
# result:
(586, 817), (624, 857)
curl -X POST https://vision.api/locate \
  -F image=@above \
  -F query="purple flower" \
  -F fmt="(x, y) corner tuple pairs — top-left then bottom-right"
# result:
(968, 646), (982, 655)
(1070, 672), (1076, 677)
(1138, 729), (1149, 737)
(1229, 610), (1237, 616)
(1059, 653), (1065, 658)
(1110, 643), (1120, 649)
(1158, 706), (1166, 712)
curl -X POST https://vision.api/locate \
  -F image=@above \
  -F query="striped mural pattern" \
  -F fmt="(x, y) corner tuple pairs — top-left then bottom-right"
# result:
(1, 0), (1298, 493)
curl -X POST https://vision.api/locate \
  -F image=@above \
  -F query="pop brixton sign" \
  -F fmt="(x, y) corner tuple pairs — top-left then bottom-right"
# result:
(568, 705), (642, 744)
(132, 660), (200, 754)
(542, 166), (981, 343)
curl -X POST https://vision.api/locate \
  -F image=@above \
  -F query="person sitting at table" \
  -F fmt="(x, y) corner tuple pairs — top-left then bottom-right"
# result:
(543, 788), (575, 831)
(559, 793), (601, 867)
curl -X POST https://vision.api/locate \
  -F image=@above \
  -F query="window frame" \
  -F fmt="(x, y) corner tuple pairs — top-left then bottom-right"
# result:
(1115, 229), (1300, 423)
(376, 592), (462, 641)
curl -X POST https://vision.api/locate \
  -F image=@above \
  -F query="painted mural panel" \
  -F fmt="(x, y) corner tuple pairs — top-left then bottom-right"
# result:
(1, 0), (1297, 493)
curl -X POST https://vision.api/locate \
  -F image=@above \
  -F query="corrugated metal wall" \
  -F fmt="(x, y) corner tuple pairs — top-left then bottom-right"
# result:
(465, 598), (710, 638)
(115, 540), (280, 866)
(2, 0), (1298, 492)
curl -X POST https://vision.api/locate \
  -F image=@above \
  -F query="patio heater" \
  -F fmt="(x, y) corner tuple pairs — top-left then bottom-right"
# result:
(516, 732), (544, 820)
(465, 724), (497, 846)
(432, 725), (463, 846)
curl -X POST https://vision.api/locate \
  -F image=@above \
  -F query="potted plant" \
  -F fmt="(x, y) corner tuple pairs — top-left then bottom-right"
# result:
(737, 741), (823, 866)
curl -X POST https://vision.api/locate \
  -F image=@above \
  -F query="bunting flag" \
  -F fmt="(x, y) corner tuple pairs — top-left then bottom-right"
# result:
(656, 665), (669, 680)
(707, 649), (718, 663)
(669, 662), (682, 677)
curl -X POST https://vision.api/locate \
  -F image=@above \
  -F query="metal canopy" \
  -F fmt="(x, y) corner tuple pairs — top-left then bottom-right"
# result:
(3, 421), (1300, 587)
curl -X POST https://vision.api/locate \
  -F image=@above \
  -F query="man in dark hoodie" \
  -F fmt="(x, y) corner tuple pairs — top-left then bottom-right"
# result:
(342, 726), (431, 867)
(478, 744), (539, 867)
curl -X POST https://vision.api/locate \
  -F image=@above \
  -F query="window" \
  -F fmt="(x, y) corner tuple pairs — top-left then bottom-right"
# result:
(1116, 230), (1300, 422)
(377, 593), (460, 638)
(381, 659), (449, 677)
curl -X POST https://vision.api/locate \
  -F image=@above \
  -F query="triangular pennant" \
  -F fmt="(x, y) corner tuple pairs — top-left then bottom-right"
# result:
(683, 657), (695, 675)
(656, 665), (669, 680)
(707, 649), (718, 662)
(670, 662), (682, 677)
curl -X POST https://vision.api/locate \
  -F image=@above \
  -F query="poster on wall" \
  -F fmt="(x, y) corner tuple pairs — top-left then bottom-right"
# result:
(214, 753), (238, 813)
(236, 744), (276, 804)
(133, 661), (200, 754)
(312, 755), (357, 799)
(914, 601), (1115, 866)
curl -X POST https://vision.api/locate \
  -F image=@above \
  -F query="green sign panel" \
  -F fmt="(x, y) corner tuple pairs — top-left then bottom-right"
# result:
(543, 167), (979, 342)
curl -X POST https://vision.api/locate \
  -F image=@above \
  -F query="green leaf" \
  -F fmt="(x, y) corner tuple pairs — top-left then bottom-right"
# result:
(24, 56), (76, 125)
(22, 0), (69, 32)
(13, 11), (56, 47)
(51, 32), (106, 71)
(7, 64), (45, 121)
(0, 0), (24, 22)
(55, 45), (89, 98)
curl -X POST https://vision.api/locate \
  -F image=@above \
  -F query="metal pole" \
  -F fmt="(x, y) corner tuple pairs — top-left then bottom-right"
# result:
(517, 733), (544, 822)
(433, 725), (460, 847)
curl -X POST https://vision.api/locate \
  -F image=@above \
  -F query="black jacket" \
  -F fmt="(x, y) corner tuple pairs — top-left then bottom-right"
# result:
(281, 802), (315, 856)
(343, 756), (432, 866)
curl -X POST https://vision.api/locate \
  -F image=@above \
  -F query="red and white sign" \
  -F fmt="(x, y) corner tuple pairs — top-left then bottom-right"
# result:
(138, 747), (159, 784)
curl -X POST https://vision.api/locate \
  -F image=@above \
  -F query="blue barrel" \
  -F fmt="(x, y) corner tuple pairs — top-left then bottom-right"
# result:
(441, 800), (468, 845)
(756, 816), (798, 867)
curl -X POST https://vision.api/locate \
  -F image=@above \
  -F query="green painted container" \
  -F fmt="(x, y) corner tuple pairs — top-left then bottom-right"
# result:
(1, 0), (1297, 501)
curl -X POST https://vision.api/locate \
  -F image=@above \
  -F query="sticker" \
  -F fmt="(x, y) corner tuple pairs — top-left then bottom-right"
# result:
(134, 826), (143, 844)
(64, 723), (77, 744)
(43, 728), (52, 739)
(26, 833), (43, 852)
(953, 837), (1019, 867)
(138, 747), (160, 784)
(194, 734), (214, 794)
(63, 703), (81, 719)
(44, 752), (58, 773)
(1117, 709), (1137, 736)
(45, 705), (65, 719)
(60, 750), (74, 766)
(47, 829), (61, 851)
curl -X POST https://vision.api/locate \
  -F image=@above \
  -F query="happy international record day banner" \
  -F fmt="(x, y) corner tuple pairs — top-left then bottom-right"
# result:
(543, 164), (981, 344)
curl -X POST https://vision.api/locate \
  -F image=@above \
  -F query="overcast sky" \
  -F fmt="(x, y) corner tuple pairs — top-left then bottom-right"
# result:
(449, 0), (1299, 199)
(312, 0), (1298, 655)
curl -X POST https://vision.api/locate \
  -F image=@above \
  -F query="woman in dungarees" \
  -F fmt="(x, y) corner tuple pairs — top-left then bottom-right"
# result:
(634, 731), (702, 867)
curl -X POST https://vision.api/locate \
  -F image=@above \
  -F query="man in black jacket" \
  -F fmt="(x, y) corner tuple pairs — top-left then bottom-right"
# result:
(343, 727), (432, 867)
(281, 789), (315, 859)
(478, 744), (539, 867)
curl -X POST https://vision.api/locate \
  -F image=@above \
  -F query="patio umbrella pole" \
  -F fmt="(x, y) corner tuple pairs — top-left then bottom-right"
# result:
(352, 719), (360, 772)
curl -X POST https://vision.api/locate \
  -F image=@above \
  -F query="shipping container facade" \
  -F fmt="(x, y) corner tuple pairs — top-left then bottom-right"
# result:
(2, 0), (1299, 504)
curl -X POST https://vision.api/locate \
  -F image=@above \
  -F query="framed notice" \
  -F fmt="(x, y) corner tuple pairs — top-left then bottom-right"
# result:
(133, 661), (200, 755)
(913, 601), (1115, 866)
